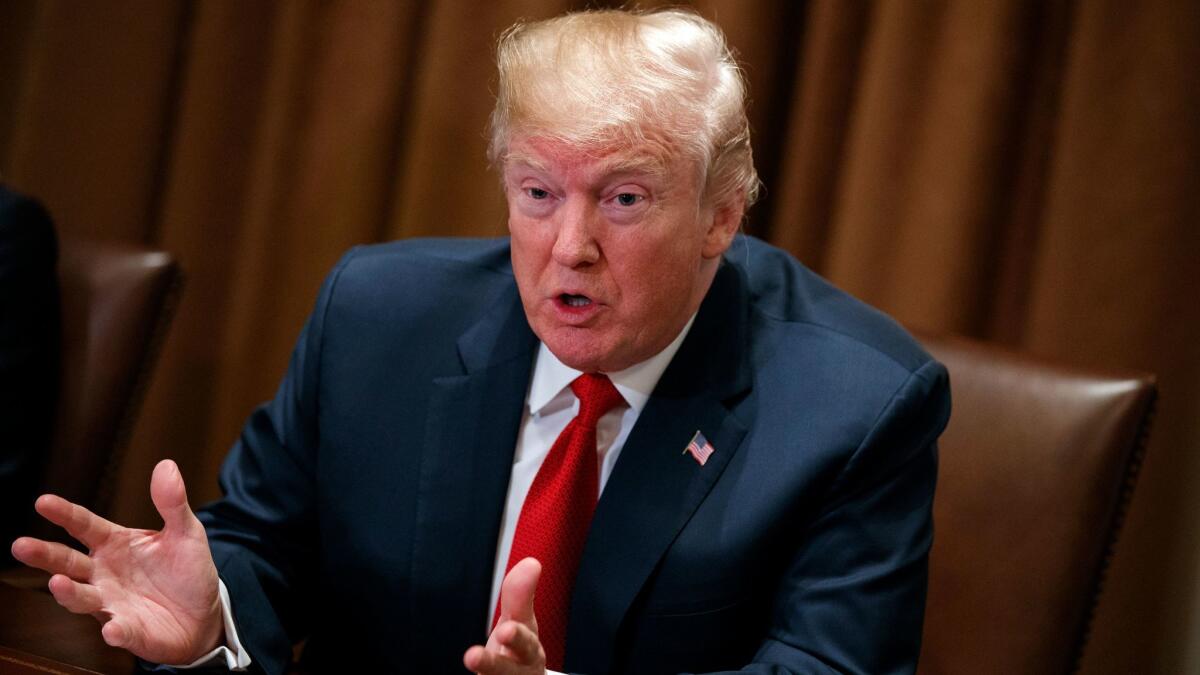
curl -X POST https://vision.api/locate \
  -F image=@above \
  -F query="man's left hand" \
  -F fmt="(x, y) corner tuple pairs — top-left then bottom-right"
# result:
(463, 557), (546, 675)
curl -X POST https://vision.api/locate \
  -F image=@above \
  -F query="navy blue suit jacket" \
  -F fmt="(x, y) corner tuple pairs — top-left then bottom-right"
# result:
(198, 235), (950, 674)
(0, 185), (59, 567)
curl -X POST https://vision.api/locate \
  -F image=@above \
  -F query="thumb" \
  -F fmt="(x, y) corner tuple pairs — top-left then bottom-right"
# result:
(150, 459), (199, 533)
(500, 557), (541, 627)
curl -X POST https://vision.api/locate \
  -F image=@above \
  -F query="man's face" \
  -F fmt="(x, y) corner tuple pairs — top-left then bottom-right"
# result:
(504, 135), (738, 373)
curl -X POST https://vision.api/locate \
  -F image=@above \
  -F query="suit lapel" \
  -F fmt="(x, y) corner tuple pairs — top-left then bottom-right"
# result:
(566, 263), (753, 673)
(409, 283), (538, 672)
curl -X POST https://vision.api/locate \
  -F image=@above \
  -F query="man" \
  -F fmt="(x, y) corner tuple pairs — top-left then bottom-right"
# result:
(1, 184), (59, 567)
(12, 9), (950, 674)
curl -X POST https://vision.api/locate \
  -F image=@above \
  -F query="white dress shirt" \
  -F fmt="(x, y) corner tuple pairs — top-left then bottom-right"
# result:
(184, 316), (695, 671)
(487, 315), (695, 617)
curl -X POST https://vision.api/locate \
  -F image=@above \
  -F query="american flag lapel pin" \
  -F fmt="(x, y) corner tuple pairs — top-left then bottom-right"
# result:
(683, 430), (715, 466)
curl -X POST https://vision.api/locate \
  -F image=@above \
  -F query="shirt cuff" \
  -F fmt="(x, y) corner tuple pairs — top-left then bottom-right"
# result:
(171, 579), (253, 670)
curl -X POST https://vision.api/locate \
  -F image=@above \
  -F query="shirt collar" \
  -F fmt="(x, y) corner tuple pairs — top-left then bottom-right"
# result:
(527, 313), (697, 417)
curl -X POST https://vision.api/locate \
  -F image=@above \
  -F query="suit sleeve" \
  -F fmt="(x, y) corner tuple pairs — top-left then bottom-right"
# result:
(712, 358), (950, 675)
(195, 251), (356, 675)
(0, 192), (59, 565)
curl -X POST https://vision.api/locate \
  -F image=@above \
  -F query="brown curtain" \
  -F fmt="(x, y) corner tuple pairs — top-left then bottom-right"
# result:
(1, 1), (1197, 672)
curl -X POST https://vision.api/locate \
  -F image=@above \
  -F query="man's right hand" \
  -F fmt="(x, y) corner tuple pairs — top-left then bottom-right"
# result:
(10, 459), (224, 665)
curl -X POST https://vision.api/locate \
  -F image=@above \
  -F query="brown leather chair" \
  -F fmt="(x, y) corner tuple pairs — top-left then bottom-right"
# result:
(917, 333), (1156, 675)
(0, 235), (180, 666)
(29, 235), (181, 543)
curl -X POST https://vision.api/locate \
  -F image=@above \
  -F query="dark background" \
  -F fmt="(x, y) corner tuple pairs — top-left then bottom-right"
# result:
(2, 1), (1197, 672)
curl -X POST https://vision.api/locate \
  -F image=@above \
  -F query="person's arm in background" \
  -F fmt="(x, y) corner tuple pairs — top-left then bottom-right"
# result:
(0, 185), (59, 567)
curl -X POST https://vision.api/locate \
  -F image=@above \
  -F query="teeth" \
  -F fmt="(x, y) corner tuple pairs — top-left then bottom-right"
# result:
(563, 294), (591, 307)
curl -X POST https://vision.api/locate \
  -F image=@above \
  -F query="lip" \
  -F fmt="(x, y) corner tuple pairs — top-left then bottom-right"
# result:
(549, 291), (605, 325)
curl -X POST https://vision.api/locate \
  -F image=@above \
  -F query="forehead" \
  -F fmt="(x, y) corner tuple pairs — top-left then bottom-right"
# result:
(503, 135), (684, 182)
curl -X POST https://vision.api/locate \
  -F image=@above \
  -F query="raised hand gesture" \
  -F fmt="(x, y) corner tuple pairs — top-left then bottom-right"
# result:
(464, 557), (548, 675)
(10, 459), (224, 664)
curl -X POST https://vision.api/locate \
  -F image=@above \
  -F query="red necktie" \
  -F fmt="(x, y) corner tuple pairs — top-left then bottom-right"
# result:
(495, 373), (625, 670)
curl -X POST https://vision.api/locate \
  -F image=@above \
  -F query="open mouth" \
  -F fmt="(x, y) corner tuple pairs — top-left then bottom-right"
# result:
(559, 293), (592, 308)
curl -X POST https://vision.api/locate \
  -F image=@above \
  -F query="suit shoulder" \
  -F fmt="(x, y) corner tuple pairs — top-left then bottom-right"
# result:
(0, 186), (54, 237)
(729, 235), (932, 375)
(323, 237), (513, 302)
(314, 237), (515, 330)
(0, 186), (57, 264)
(337, 237), (513, 278)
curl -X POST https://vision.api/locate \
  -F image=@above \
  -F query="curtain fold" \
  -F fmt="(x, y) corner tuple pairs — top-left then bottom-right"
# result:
(1, 1), (1197, 672)
(1022, 2), (1200, 670)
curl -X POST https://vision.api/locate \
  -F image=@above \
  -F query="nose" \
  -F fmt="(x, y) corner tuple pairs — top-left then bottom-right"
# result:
(551, 198), (601, 267)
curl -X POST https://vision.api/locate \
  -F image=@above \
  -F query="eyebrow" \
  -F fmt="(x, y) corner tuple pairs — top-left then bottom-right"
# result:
(604, 155), (668, 178)
(504, 153), (549, 173)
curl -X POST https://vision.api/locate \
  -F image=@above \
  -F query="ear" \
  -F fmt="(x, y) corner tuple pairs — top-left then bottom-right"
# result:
(701, 191), (745, 259)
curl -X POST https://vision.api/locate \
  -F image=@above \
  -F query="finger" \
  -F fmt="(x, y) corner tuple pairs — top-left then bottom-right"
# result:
(47, 574), (104, 615)
(150, 459), (200, 534)
(495, 620), (545, 666)
(100, 618), (131, 649)
(463, 645), (520, 675)
(10, 537), (94, 580)
(33, 494), (118, 549)
(499, 557), (541, 627)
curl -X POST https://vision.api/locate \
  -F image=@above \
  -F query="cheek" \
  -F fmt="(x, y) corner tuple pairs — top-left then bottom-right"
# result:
(509, 217), (547, 258)
(509, 220), (557, 303)
(617, 232), (708, 318)
(611, 250), (689, 313)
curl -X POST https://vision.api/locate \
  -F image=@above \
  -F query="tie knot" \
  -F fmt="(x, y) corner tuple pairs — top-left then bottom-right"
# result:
(570, 373), (624, 426)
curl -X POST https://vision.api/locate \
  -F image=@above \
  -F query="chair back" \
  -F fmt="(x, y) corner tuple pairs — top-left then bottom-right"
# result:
(917, 333), (1155, 675)
(30, 236), (180, 541)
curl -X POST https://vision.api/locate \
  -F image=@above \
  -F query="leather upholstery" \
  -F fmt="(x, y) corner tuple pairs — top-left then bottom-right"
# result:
(917, 333), (1156, 675)
(29, 236), (181, 542)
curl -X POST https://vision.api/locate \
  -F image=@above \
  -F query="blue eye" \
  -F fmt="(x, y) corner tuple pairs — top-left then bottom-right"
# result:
(615, 193), (641, 206)
(526, 187), (549, 199)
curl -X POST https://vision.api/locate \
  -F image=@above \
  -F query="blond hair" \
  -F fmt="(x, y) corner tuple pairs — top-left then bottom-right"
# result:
(489, 8), (759, 208)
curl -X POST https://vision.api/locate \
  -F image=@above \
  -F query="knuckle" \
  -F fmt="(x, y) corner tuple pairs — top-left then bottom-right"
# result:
(50, 584), (74, 606)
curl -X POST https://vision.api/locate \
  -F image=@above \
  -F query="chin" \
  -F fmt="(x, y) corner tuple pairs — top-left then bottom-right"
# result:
(546, 344), (609, 373)
(540, 332), (620, 373)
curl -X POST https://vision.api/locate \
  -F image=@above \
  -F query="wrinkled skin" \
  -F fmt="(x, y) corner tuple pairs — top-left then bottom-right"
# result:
(464, 558), (547, 675)
(505, 135), (743, 374)
(10, 460), (223, 664)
